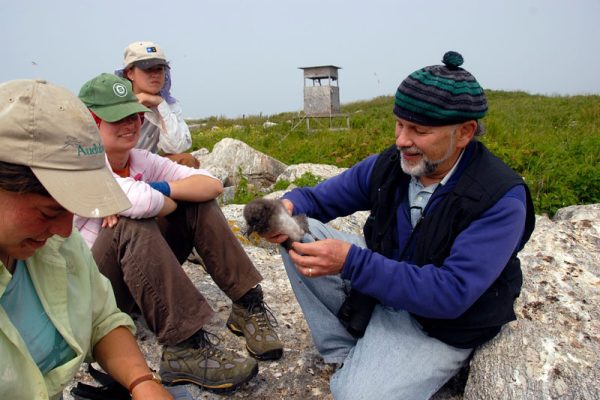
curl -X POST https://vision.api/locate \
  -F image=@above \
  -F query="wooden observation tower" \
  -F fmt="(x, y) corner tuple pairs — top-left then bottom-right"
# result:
(292, 65), (350, 131)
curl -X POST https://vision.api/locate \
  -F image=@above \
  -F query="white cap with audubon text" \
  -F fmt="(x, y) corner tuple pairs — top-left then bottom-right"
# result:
(0, 79), (131, 218)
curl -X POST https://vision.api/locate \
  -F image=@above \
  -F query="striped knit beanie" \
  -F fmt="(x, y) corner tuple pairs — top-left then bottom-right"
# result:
(393, 51), (487, 126)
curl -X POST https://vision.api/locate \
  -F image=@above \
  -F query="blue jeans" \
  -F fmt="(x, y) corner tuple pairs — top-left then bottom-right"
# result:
(280, 219), (472, 400)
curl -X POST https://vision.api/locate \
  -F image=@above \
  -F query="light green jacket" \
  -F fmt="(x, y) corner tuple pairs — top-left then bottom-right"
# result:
(0, 230), (135, 400)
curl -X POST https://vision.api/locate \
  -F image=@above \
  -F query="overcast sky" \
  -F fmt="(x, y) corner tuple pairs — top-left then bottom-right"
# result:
(2, 0), (599, 119)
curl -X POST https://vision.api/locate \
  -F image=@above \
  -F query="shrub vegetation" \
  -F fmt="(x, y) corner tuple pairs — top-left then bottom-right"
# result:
(188, 91), (600, 216)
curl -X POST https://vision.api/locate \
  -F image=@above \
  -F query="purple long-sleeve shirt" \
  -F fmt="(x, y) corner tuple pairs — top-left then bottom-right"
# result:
(282, 148), (527, 320)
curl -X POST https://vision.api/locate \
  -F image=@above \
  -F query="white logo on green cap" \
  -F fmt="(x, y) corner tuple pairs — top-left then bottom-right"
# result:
(113, 83), (128, 97)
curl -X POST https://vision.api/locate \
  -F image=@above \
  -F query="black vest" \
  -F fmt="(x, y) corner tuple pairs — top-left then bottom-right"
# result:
(363, 141), (535, 348)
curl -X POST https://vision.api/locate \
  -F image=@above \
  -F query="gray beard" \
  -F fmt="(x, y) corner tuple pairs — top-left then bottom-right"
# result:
(399, 133), (456, 177)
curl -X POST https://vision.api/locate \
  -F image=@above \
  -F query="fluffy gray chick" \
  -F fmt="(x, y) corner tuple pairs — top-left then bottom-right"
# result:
(243, 198), (309, 249)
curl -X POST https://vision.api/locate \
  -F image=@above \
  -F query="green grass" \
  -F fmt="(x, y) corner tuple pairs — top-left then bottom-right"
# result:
(188, 91), (600, 216)
(273, 171), (324, 192)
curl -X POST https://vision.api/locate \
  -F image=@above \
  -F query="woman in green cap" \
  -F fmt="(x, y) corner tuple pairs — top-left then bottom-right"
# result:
(76, 73), (284, 393)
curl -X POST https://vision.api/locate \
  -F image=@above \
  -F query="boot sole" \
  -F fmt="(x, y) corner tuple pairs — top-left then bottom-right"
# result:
(227, 322), (284, 361)
(160, 363), (258, 394)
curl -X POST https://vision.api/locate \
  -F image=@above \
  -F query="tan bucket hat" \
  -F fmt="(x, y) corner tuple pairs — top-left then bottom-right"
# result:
(0, 79), (131, 218)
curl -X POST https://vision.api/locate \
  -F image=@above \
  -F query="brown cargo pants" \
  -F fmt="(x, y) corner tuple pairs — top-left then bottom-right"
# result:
(91, 200), (262, 345)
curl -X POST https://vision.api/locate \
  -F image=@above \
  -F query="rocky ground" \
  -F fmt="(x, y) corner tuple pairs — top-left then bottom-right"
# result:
(66, 247), (335, 400)
(61, 141), (600, 399)
(65, 206), (465, 400)
(64, 198), (600, 399)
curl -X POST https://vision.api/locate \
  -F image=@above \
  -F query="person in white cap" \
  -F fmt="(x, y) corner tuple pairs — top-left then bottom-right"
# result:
(0, 79), (172, 399)
(117, 40), (198, 168)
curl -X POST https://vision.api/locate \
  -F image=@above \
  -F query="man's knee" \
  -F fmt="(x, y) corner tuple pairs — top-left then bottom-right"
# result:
(330, 369), (436, 400)
(330, 369), (371, 400)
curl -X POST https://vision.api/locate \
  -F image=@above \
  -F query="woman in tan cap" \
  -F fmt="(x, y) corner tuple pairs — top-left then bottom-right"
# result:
(117, 40), (198, 168)
(0, 80), (172, 399)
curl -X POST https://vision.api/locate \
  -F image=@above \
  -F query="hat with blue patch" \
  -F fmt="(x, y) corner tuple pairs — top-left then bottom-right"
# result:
(0, 79), (131, 218)
(393, 51), (488, 126)
(124, 41), (169, 70)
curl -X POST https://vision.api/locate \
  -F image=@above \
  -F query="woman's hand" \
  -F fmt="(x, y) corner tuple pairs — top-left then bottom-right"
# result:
(164, 153), (200, 168)
(101, 215), (119, 228)
(93, 327), (173, 400)
(135, 92), (163, 108)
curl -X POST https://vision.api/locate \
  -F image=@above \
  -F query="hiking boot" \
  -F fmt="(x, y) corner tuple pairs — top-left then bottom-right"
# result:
(227, 285), (283, 360)
(159, 330), (258, 393)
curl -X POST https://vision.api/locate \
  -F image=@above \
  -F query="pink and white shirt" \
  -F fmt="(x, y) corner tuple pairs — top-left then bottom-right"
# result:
(75, 149), (217, 248)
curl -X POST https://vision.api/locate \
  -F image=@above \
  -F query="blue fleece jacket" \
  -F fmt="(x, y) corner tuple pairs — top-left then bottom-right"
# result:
(282, 146), (527, 320)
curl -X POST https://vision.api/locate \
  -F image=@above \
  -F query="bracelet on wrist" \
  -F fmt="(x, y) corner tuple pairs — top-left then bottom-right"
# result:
(128, 371), (161, 393)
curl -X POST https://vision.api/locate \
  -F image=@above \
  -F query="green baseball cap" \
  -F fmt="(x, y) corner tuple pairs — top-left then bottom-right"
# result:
(78, 73), (150, 122)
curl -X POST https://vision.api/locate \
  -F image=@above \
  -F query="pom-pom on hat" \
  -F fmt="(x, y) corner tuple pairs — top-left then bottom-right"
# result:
(393, 51), (488, 126)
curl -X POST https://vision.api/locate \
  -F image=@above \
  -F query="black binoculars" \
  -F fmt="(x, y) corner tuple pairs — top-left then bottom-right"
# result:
(337, 289), (378, 338)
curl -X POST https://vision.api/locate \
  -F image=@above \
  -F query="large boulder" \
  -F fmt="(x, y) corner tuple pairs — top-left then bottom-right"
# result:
(196, 138), (287, 189)
(463, 204), (600, 399)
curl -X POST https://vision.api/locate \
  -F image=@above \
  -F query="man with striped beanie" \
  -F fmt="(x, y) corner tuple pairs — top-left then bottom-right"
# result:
(256, 51), (535, 398)
(393, 51), (488, 127)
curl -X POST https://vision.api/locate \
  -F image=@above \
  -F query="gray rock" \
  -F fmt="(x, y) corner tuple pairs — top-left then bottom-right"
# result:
(328, 211), (369, 236)
(277, 163), (347, 184)
(192, 148), (209, 156)
(264, 190), (290, 200)
(464, 207), (600, 400)
(205, 165), (230, 183)
(197, 138), (287, 188)
(218, 186), (236, 205)
(553, 203), (600, 222)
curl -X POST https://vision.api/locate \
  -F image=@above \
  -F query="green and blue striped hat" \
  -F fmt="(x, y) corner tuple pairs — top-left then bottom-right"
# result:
(393, 51), (487, 126)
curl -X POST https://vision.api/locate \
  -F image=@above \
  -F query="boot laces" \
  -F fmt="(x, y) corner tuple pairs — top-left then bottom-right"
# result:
(246, 300), (278, 330)
(190, 330), (232, 361)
